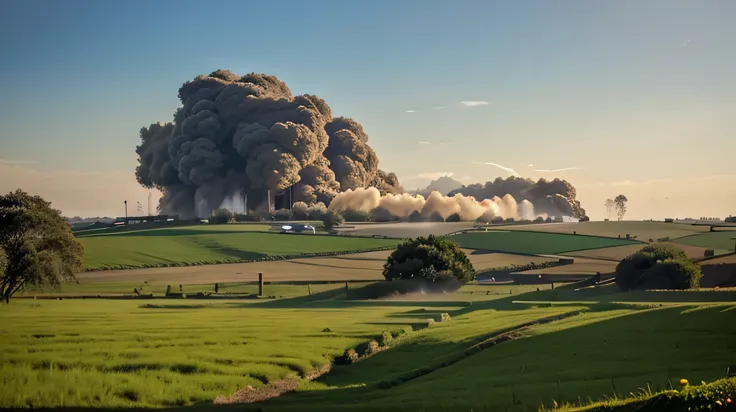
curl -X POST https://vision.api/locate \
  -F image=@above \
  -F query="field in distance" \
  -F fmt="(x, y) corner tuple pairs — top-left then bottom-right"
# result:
(482, 221), (716, 241)
(47, 250), (558, 295)
(76, 225), (400, 270)
(450, 230), (637, 255)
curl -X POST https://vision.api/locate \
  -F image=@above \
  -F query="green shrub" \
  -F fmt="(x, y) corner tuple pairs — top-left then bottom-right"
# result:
(647, 258), (703, 289)
(273, 208), (293, 221)
(726, 216), (736, 223)
(408, 211), (422, 222)
(212, 208), (233, 224)
(320, 210), (344, 231)
(382, 235), (475, 283)
(533, 216), (545, 223)
(615, 243), (697, 290)
(342, 209), (372, 222)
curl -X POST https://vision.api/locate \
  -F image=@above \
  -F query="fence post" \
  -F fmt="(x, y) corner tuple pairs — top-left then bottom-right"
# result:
(308, 284), (312, 296)
(345, 281), (349, 298)
(258, 273), (264, 296)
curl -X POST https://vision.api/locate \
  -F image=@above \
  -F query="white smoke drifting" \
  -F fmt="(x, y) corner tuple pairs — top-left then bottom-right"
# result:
(327, 187), (539, 221)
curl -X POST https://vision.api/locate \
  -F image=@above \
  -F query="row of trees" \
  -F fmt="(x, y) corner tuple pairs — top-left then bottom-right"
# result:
(604, 195), (628, 221)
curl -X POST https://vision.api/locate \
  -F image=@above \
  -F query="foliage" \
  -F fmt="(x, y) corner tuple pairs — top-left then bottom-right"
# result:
(646, 257), (703, 289)
(614, 194), (628, 221)
(445, 213), (461, 222)
(0, 190), (84, 303)
(320, 210), (345, 231)
(725, 215), (736, 223)
(615, 243), (700, 290)
(579, 215), (590, 222)
(291, 201), (310, 219)
(534, 216), (545, 223)
(342, 209), (372, 222)
(212, 208), (233, 224)
(273, 208), (293, 221)
(383, 235), (475, 283)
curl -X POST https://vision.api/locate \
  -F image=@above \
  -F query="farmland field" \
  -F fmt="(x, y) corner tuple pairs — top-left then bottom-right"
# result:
(3, 290), (734, 411)
(78, 227), (401, 270)
(567, 242), (712, 261)
(484, 221), (712, 241)
(335, 222), (476, 238)
(450, 231), (637, 255)
(513, 258), (617, 275)
(46, 250), (555, 294)
(672, 231), (736, 254)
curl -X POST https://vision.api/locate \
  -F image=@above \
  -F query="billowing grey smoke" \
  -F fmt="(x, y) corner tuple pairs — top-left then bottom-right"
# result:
(135, 70), (402, 217)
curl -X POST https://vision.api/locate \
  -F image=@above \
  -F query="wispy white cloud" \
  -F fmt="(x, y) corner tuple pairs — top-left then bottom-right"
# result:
(460, 101), (489, 107)
(405, 110), (416, 113)
(472, 161), (519, 176)
(534, 167), (585, 173)
(527, 164), (535, 168)
(418, 141), (432, 145)
(432, 105), (448, 110)
(0, 159), (36, 165)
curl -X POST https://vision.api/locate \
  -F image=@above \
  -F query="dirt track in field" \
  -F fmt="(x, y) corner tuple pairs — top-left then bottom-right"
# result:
(75, 250), (553, 285)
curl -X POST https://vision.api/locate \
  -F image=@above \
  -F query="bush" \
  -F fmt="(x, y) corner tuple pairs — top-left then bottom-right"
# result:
(321, 210), (344, 231)
(647, 258), (703, 289)
(342, 209), (372, 222)
(615, 243), (699, 290)
(212, 208), (233, 224)
(533, 216), (545, 223)
(445, 213), (461, 222)
(383, 235), (475, 283)
(726, 215), (736, 223)
(291, 202), (309, 219)
(579, 215), (590, 222)
(370, 207), (398, 222)
(408, 210), (422, 222)
(273, 208), (293, 221)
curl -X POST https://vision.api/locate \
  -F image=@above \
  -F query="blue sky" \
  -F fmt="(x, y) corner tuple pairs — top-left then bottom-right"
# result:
(1, 0), (734, 218)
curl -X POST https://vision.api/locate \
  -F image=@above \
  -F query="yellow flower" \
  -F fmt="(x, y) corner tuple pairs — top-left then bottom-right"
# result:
(679, 379), (689, 386)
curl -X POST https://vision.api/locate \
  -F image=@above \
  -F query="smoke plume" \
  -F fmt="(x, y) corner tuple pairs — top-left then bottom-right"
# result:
(448, 176), (588, 219)
(135, 70), (402, 217)
(327, 187), (541, 222)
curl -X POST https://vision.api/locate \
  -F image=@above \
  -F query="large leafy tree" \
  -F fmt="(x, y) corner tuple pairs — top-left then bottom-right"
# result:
(383, 235), (475, 283)
(0, 190), (84, 303)
(614, 194), (628, 221)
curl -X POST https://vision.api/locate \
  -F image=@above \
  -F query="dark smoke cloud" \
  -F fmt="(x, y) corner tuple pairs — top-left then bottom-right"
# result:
(448, 176), (587, 219)
(135, 70), (401, 216)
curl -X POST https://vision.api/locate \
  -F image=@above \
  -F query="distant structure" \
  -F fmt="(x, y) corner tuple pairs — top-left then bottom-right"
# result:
(280, 223), (316, 234)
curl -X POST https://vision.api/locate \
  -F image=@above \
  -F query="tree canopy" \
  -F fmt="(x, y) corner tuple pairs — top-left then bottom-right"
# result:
(0, 190), (84, 303)
(614, 194), (628, 221)
(615, 243), (701, 290)
(383, 235), (475, 283)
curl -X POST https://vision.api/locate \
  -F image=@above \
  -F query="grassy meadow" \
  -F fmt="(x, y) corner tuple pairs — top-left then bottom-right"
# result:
(76, 225), (400, 270)
(2, 284), (735, 411)
(484, 221), (714, 241)
(450, 231), (637, 255)
(673, 231), (736, 255)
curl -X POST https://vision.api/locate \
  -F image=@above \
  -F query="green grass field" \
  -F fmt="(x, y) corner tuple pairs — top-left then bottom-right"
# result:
(77, 225), (400, 270)
(484, 221), (713, 241)
(673, 231), (736, 254)
(450, 231), (637, 255)
(2, 284), (735, 411)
